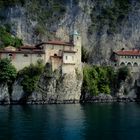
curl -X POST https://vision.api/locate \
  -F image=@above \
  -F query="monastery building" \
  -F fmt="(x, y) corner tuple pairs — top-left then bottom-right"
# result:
(0, 31), (82, 74)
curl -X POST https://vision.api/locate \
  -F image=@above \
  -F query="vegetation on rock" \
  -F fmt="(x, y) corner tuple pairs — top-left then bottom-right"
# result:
(0, 0), (25, 7)
(82, 46), (89, 63)
(26, 0), (66, 37)
(89, 0), (132, 35)
(18, 60), (44, 94)
(0, 58), (17, 84)
(0, 26), (23, 48)
(83, 65), (130, 96)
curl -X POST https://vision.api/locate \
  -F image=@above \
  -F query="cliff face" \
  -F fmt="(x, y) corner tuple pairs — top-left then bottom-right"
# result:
(0, 65), (82, 104)
(28, 65), (83, 104)
(1, 0), (140, 65)
(0, 84), (10, 104)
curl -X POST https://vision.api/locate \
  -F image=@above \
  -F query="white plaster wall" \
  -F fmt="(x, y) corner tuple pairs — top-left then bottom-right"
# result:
(118, 56), (140, 66)
(62, 65), (75, 74)
(63, 52), (75, 64)
(1, 53), (45, 71)
(43, 44), (64, 63)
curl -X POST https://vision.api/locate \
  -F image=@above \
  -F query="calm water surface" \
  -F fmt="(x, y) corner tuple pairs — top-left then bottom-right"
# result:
(0, 103), (140, 140)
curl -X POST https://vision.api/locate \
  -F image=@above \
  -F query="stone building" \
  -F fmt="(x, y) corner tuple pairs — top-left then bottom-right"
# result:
(0, 31), (82, 74)
(111, 49), (140, 72)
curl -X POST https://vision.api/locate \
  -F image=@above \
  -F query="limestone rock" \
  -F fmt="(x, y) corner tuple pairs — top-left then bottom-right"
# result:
(29, 69), (83, 104)
(0, 84), (10, 104)
(11, 80), (25, 102)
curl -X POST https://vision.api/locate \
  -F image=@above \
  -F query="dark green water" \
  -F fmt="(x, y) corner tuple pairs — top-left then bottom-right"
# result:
(0, 103), (140, 140)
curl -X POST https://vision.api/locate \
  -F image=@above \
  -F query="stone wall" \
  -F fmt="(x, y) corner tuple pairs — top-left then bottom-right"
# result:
(1, 53), (45, 71)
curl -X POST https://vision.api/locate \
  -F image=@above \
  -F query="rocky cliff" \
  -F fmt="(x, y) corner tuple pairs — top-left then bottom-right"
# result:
(29, 67), (82, 104)
(0, 64), (83, 104)
(1, 0), (140, 65)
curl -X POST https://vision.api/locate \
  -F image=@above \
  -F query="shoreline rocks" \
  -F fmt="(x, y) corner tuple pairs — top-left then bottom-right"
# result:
(80, 93), (138, 103)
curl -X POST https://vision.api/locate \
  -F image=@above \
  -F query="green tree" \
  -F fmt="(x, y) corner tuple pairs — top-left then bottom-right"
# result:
(117, 66), (130, 81)
(18, 60), (44, 94)
(0, 58), (17, 84)
(82, 46), (89, 63)
(0, 26), (23, 48)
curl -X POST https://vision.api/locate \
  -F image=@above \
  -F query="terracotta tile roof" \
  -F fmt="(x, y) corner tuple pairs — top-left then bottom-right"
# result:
(63, 50), (76, 53)
(114, 50), (140, 56)
(0, 50), (45, 54)
(20, 45), (36, 49)
(35, 40), (74, 47)
(35, 41), (74, 48)
(46, 40), (74, 46)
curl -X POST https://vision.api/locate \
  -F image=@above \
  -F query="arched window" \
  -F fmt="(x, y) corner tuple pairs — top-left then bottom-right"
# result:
(134, 62), (138, 67)
(120, 62), (125, 66)
(54, 54), (57, 56)
(127, 62), (132, 67)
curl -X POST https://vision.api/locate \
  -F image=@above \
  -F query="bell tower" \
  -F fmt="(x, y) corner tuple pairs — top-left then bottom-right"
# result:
(69, 30), (81, 47)
(69, 29), (82, 71)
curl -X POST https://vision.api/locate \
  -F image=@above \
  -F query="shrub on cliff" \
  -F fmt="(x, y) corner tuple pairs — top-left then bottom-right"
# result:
(18, 60), (44, 94)
(82, 46), (89, 63)
(116, 66), (130, 89)
(0, 26), (23, 48)
(117, 66), (130, 81)
(83, 65), (114, 95)
(83, 65), (130, 96)
(0, 0), (25, 7)
(83, 65), (99, 95)
(89, 0), (132, 35)
(0, 58), (17, 84)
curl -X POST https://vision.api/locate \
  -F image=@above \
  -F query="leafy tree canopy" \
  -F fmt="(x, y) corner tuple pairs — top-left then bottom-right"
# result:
(0, 58), (17, 84)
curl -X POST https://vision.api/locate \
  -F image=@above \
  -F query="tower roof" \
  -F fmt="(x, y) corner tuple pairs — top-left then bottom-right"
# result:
(70, 30), (79, 36)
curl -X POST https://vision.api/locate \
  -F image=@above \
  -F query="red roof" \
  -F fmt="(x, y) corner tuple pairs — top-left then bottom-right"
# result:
(63, 50), (76, 53)
(20, 45), (36, 49)
(0, 50), (45, 54)
(46, 40), (74, 46)
(114, 50), (140, 56)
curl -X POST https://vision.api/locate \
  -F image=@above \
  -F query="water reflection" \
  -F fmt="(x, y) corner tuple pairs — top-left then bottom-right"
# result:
(0, 103), (140, 140)
(83, 103), (140, 140)
(0, 104), (86, 140)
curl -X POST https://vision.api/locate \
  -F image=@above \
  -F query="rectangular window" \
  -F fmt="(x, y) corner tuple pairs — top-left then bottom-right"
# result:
(24, 54), (28, 57)
(66, 56), (68, 60)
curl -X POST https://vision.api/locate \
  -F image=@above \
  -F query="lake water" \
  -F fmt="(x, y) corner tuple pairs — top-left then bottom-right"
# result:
(0, 103), (140, 140)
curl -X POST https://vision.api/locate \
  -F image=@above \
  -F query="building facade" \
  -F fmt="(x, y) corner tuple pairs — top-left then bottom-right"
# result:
(0, 31), (82, 74)
(111, 49), (140, 72)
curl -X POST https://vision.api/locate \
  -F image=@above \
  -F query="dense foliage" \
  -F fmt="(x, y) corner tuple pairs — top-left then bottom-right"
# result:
(83, 65), (130, 95)
(89, 0), (132, 35)
(0, 26), (23, 48)
(0, 0), (67, 37)
(0, 58), (17, 84)
(0, 0), (25, 7)
(18, 60), (44, 94)
(82, 46), (89, 63)
(27, 0), (66, 36)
